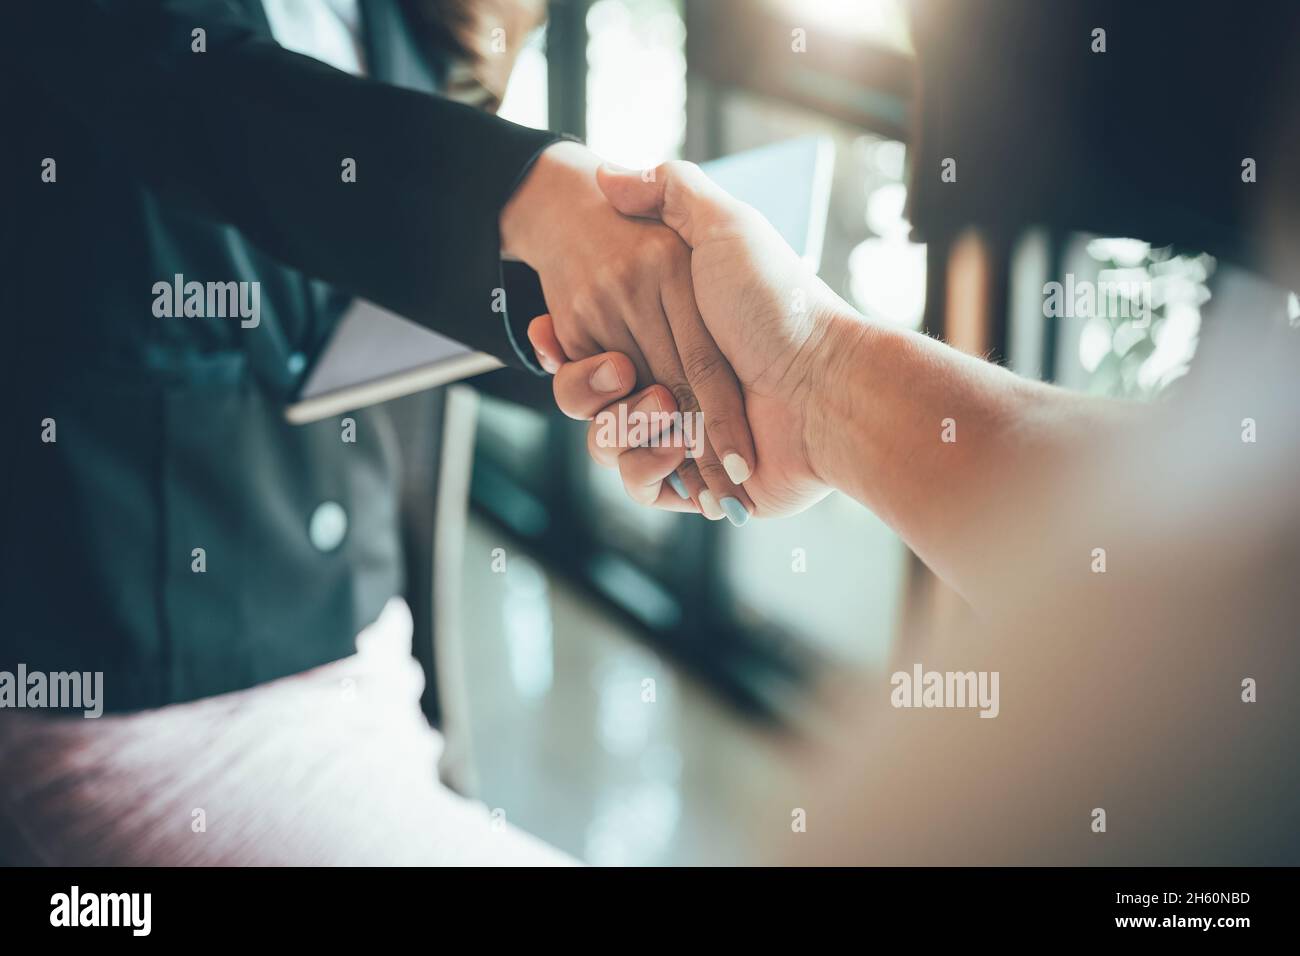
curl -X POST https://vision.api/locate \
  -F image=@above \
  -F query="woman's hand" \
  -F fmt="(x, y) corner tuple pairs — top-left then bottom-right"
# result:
(500, 143), (757, 523)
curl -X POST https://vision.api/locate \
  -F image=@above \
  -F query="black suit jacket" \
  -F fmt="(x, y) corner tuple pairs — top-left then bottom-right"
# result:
(1, 0), (559, 710)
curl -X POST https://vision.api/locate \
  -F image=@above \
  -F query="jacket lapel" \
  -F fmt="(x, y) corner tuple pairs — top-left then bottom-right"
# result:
(360, 0), (444, 93)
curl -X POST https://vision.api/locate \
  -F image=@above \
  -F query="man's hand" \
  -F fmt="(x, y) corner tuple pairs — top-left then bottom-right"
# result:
(532, 159), (862, 519)
(500, 143), (756, 523)
(535, 160), (1147, 620)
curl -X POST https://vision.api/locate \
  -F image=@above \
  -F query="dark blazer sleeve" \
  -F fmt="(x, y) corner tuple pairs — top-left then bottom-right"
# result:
(6, 0), (561, 368)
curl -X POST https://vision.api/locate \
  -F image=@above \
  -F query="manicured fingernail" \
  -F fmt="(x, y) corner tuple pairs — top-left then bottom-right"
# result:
(590, 360), (621, 393)
(722, 453), (751, 484)
(719, 496), (749, 527)
(666, 472), (688, 499)
(538, 353), (560, 374)
(698, 490), (724, 521)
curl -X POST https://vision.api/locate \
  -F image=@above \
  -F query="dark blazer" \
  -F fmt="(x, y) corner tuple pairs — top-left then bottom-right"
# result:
(1, 0), (559, 710)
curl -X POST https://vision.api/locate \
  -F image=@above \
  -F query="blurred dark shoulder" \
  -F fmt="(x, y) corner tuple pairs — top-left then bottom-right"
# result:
(401, 0), (546, 110)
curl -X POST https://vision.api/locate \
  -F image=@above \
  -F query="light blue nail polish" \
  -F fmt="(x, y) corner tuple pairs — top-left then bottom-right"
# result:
(719, 496), (749, 527)
(667, 472), (689, 499)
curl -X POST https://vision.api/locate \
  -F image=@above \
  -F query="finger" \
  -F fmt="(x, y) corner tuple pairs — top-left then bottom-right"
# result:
(671, 463), (730, 521)
(545, 296), (601, 365)
(625, 294), (754, 527)
(670, 408), (754, 522)
(678, 421), (753, 525)
(661, 248), (755, 491)
(586, 384), (677, 468)
(648, 386), (752, 525)
(563, 295), (654, 391)
(552, 352), (638, 420)
(596, 160), (731, 248)
(602, 322), (655, 392)
(617, 441), (687, 507)
(526, 313), (565, 374)
(614, 297), (725, 517)
(648, 481), (702, 513)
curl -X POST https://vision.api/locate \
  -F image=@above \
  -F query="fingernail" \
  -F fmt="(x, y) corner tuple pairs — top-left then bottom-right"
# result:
(719, 496), (749, 527)
(666, 472), (688, 499)
(722, 453), (751, 484)
(539, 353), (560, 375)
(633, 390), (663, 415)
(629, 393), (667, 448)
(698, 490), (725, 521)
(590, 360), (621, 393)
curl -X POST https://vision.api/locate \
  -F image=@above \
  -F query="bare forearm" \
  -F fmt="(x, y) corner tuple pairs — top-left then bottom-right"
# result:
(808, 311), (1138, 606)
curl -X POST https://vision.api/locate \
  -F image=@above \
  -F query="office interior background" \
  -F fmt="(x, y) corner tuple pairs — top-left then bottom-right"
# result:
(428, 0), (1296, 864)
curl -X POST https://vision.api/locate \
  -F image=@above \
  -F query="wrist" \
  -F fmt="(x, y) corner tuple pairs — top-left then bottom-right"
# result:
(499, 141), (599, 262)
(802, 308), (887, 492)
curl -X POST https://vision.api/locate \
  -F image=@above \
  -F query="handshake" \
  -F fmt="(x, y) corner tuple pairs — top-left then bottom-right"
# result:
(499, 141), (866, 528)
(500, 141), (1105, 611)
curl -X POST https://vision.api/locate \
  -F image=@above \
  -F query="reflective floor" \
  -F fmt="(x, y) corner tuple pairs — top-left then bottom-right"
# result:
(458, 517), (796, 865)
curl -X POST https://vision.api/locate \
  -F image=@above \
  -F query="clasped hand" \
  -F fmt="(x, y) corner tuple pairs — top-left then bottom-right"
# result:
(507, 146), (852, 523)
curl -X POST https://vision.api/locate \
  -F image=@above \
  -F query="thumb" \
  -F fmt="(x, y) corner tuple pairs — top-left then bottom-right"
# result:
(597, 160), (714, 248)
(596, 162), (669, 218)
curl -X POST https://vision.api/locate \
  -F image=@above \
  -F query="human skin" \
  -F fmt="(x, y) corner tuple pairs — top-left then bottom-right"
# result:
(531, 160), (1137, 608)
(500, 143), (757, 524)
(531, 162), (1300, 866)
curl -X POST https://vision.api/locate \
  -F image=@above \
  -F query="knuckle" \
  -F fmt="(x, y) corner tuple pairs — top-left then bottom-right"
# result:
(568, 288), (600, 320)
(597, 258), (634, 292)
(694, 458), (729, 487)
(668, 382), (698, 414)
(680, 342), (726, 387)
(703, 411), (731, 445)
(558, 330), (595, 360)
